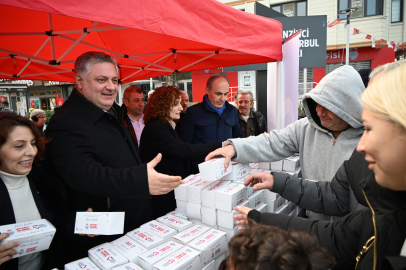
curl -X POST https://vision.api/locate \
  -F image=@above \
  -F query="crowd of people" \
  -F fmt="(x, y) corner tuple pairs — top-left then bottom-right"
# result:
(0, 50), (404, 270)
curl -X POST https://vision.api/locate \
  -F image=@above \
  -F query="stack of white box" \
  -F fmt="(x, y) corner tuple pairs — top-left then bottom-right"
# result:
(64, 159), (301, 270)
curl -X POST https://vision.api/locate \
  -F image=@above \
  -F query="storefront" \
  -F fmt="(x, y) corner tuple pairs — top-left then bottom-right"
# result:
(0, 84), (29, 116)
(313, 45), (395, 84)
(0, 79), (74, 112)
(29, 81), (74, 111)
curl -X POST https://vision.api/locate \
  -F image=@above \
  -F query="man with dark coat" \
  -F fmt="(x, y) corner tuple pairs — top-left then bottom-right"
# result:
(46, 51), (182, 262)
(179, 75), (243, 172)
(234, 90), (267, 137)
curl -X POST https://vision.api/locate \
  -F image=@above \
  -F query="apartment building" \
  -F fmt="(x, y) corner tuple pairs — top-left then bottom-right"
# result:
(218, 0), (403, 84)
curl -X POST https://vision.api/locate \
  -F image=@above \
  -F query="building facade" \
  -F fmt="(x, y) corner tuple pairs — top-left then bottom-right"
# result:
(216, 0), (403, 87)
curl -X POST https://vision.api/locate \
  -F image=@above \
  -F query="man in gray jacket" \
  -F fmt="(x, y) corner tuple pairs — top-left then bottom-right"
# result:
(206, 65), (365, 221)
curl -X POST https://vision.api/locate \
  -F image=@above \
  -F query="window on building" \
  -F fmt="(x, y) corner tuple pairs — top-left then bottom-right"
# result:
(271, 1), (307, 17)
(391, 0), (403, 23)
(338, 0), (383, 19)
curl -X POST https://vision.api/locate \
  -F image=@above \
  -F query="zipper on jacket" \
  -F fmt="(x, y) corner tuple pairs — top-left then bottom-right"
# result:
(355, 189), (377, 270)
(107, 197), (111, 211)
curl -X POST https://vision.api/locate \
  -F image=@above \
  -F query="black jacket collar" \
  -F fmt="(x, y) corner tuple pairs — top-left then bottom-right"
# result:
(69, 88), (121, 124)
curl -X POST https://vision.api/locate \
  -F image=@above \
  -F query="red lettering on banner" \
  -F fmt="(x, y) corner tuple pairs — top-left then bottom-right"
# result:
(90, 224), (97, 229)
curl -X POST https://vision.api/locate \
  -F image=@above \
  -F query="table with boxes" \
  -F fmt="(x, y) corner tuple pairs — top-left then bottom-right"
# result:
(0, 157), (302, 270)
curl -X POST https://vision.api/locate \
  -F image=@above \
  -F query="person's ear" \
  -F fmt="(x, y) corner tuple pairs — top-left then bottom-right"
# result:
(75, 74), (84, 90)
(123, 98), (129, 107)
(205, 88), (210, 95)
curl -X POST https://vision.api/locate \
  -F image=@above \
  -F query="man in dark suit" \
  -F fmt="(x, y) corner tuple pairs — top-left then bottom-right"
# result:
(179, 75), (243, 173)
(46, 51), (182, 261)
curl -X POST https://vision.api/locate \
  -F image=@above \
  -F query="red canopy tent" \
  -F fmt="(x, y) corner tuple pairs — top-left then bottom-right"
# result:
(0, 0), (282, 83)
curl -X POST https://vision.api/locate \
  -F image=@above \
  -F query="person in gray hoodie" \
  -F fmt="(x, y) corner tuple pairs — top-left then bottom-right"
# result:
(205, 65), (365, 221)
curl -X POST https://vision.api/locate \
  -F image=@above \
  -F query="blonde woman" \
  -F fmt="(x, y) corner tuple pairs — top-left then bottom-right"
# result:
(231, 64), (406, 270)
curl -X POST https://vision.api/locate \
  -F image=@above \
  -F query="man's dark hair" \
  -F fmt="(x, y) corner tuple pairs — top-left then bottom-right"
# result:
(228, 221), (335, 270)
(2, 101), (9, 107)
(74, 51), (118, 83)
(123, 86), (143, 100)
(206, 75), (230, 91)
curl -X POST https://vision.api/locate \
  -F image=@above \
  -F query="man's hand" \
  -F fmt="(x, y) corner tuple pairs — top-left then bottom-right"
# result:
(79, 208), (99, 238)
(244, 172), (274, 191)
(0, 233), (19, 265)
(233, 206), (253, 231)
(205, 144), (236, 168)
(148, 154), (183, 195)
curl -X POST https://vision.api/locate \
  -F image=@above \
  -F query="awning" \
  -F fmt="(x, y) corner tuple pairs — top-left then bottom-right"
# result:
(0, 0), (282, 83)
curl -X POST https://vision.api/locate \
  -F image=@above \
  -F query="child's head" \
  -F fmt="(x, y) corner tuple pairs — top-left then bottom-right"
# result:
(227, 222), (335, 270)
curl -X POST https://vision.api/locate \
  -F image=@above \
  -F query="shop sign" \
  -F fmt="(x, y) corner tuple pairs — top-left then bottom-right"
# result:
(327, 48), (360, 61)
(44, 81), (71, 86)
(256, 3), (327, 69)
(0, 87), (27, 92)
(0, 79), (34, 86)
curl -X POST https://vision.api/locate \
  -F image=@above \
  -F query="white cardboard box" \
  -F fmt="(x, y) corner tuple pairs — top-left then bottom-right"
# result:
(257, 162), (271, 170)
(249, 163), (259, 169)
(174, 175), (201, 201)
(186, 203), (202, 220)
(110, 235), (147, 264)
(138, 241), (184, 270)
(112, 262), (143, 270)
(88, 243), (128, 270)
(157, 215), (193, 231)
(75, 212), (125, 235)
(187, 180), (213, 205)
(65, 257), (100, 270)
(202, 260), (215, 270)
(231, 178), (256, 199)
(0, 219), (56, 258)
(275, 204), (289, 215)
(172, 224), (211, 244)
(215, 184), (247, 212)
(271, 160), (284, 171)
(198, 158), (232, 181)
(201, 180), (231, 209)
(167, 211), (188, 221)
(256, 204), (267, 213)
(263, 189), (280, 200)
(188, 229), (227, 266)
(283, 155), (300, 173)
(126, 227), (165, 250)
(152, 246), (202, 270)
(216, 201), (248, 229)
(265, 196), (286, 213)
(201, 207), (217, 227)
(222, 162), (250, 181)
(248, 190), (264, 210)
(175, 200), (187, 216)
(141, 221), (178, 241)
(217, 226), (240, 242)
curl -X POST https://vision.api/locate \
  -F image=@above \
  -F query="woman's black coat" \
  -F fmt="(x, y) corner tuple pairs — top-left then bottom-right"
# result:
(0, 163), (67, 270)
(139, 119), (221, 218)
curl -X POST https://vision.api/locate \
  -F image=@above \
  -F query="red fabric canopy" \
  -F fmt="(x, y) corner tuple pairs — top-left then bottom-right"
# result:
(0, 0), (282, 83)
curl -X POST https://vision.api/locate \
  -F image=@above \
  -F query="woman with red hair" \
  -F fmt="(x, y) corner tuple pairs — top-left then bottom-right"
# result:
(140, 86), (221, 217)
